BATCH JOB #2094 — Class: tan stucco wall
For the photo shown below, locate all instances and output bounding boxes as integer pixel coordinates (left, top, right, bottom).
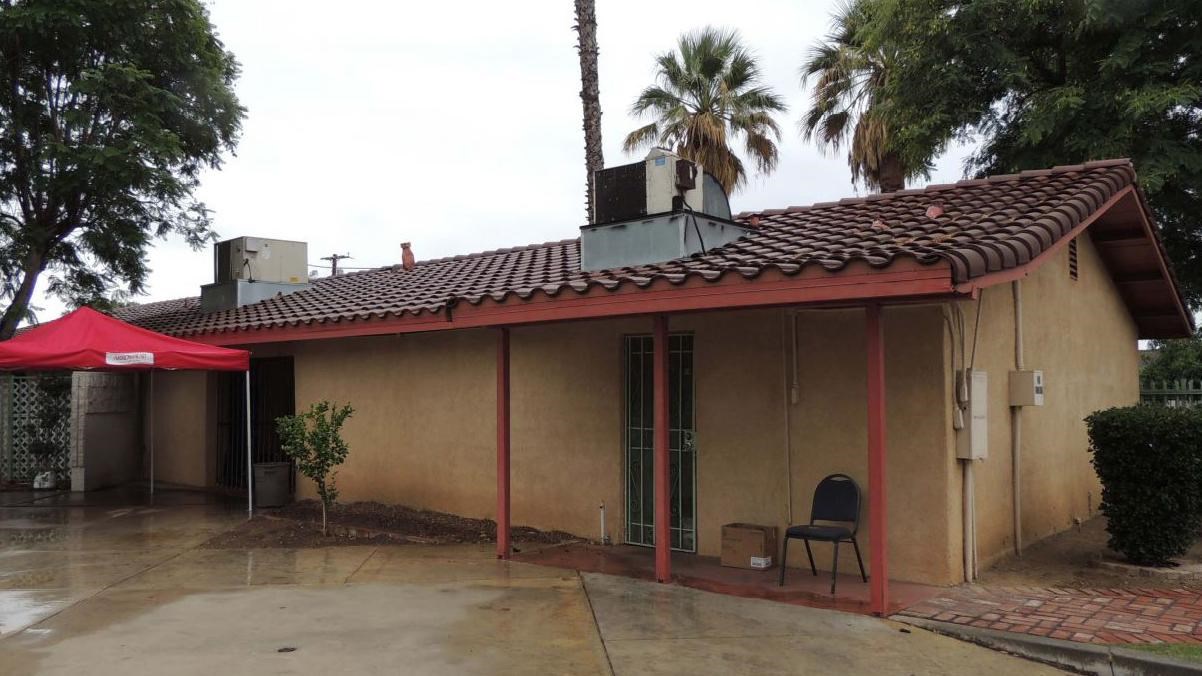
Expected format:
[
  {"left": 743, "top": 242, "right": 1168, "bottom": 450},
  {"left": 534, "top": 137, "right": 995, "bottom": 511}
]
[
  {"left": 962, "top": 234, "right": 1140, "bottom": 568},
  {"left": 787, "top": 306, "right": 957, "bottom": 584},
  {"left": 170, "top": 308, "right": 955, "bottom": 583},
  {"left": 144, "top": 370, "right": 211, "bottom": 488}
]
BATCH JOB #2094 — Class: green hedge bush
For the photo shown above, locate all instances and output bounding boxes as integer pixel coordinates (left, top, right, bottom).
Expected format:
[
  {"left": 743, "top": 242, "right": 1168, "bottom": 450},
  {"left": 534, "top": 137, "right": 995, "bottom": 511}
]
[{"left": 1087, "top": 405, "right": 1202, "bottom": 566}]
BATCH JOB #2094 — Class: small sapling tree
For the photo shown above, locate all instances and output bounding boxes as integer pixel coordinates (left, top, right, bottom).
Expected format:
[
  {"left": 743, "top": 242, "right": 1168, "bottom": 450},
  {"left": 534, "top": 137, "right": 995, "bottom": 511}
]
[{"left": 275, "top": 401, "right": 353, "bottom": 535}]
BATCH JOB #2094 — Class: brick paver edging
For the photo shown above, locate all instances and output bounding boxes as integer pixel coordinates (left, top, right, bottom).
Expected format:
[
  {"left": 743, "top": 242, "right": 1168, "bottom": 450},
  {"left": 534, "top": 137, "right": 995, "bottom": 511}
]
[{"left": 898, "top": 585, "right": 1202, "bottom": 645}]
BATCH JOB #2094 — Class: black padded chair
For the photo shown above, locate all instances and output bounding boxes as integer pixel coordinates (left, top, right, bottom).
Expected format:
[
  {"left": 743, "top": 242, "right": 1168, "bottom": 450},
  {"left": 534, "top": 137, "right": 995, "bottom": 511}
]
[{"left": 778, "top": 473, "right": 867, "bottom": 594}]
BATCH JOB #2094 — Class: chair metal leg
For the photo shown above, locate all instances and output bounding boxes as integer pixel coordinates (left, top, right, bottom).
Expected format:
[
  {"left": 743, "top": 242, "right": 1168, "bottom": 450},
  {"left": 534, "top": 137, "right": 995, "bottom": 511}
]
[
  {"left": 803, "top": 540, "right": 817, "bottom": 576},
  {"left": 779, "top": 537, "right": 789, "bottom": 587},
  {"left": 851, "top": 537, "right": 867, "bottom": 582},
  {"left": 831, "top": 540, "right": 840, "bottom": 595}
]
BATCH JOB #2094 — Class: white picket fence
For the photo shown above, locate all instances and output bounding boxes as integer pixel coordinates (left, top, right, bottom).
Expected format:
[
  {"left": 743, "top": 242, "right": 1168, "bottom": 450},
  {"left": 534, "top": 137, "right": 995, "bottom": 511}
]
[{"left": 1141, "top": 379, "right": 1202, "bottom": 407}]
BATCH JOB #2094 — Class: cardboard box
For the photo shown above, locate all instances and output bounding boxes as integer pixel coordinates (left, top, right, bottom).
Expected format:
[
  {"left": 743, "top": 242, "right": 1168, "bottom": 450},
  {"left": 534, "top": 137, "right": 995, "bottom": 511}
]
[{"left": 721, "top": 523, "right": 778, "bottom": 570}]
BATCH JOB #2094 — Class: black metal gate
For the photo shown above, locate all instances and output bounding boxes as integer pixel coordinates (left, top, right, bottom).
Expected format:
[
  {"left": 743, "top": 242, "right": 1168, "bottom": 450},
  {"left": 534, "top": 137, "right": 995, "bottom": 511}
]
[{"left": 215, "top": 357, "right": 295, "bottom": 490}]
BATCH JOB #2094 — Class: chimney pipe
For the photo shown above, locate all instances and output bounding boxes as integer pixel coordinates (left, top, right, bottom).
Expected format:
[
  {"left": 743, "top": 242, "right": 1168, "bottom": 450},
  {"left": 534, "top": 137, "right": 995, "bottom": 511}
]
[{"left": 401, "top": 242, "right": 415, "bottom": 271}]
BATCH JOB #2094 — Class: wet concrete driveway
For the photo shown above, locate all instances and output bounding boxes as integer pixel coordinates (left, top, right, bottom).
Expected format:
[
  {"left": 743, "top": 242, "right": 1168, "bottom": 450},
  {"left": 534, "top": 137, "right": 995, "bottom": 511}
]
[{"left": 0, "top": 489, "right": 1063, "bottom": 675}]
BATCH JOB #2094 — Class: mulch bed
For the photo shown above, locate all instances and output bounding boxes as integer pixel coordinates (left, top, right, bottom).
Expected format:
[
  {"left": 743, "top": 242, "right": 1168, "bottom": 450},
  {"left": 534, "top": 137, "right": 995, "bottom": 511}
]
[
  {"left": 201, "top": 515, "right": 396, "bottom": 549},
  {"left": 979, "top": 515, "right": 1202, "bottom": 591},
  {"left": 202, "top": 499, "right": 580, "bottom": 549}
]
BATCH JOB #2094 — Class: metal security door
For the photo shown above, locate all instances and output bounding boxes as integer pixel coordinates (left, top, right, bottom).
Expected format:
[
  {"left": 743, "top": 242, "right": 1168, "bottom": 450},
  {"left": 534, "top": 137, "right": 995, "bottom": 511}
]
[
  {"left": 624, "top": 334, "right": 696, "bottom": 552},
  {"left": 216, "top": 357, "right": 295, "bottom": 489}
]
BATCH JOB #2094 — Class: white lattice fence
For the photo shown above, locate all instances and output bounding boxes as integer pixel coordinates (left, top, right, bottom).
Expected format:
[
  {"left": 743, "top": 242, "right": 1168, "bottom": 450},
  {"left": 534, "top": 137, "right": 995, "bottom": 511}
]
[
  {"left": 1141, "top": 379, "right": 1202, "bottom": 407},
  {"left": 1, "top": 375, "right": 72, "bottom": 483}
]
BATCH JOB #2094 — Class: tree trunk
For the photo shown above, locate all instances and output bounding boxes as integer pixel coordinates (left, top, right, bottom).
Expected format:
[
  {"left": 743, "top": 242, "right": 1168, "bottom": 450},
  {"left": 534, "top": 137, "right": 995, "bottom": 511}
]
[
  {"left": 0, "top": 251, "right": 46, "bottom": 341},
  {"left": 321, "top": 499, "right": 327, "bottom": 536},
  {"left": 877, "top": 151, "right": 906, "bottom": 193},
  {"left": 574, "top": 0, "right": 604, "bottom": 223}
]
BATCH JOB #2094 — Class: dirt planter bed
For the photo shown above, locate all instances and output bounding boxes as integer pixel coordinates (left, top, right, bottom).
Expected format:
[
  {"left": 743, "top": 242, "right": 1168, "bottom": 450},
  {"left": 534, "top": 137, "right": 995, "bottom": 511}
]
[{"left": 202, "top": 499, "right": 582, "bottom": 549}]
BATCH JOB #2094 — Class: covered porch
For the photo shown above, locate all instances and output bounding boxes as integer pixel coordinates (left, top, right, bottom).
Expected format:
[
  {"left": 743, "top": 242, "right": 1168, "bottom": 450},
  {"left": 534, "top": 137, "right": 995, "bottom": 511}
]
[
  {"left": 494, "top": 304, "right": 902, "bottom": 616},
  {"left": 514, "top": 540, "right": 939, "bottom": 616}
]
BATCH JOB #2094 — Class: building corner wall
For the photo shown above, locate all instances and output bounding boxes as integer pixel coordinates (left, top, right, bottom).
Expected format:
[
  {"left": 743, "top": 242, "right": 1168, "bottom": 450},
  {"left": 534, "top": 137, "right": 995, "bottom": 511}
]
[{"left": 965, "top": 234, "right": 1140, "bottom": 568}]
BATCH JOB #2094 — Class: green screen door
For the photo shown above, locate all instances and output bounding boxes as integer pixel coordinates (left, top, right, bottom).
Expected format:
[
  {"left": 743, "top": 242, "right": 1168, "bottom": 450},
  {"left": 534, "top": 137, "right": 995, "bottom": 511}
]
[{"left": 624, "top": 333, "right": 696, "bottom": 552}]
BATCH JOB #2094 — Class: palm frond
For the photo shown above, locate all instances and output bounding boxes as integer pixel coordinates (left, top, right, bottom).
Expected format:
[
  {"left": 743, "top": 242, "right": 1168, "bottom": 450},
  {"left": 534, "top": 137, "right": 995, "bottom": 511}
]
[
  {"left": 622, "top": 26, "right": 785, "bottom": 194},
  {"left": 623, "top": 122, "right": 661, "bottom": 153},
  {"left": 799, "top": 0, "right": 919, "bottom": 192}
]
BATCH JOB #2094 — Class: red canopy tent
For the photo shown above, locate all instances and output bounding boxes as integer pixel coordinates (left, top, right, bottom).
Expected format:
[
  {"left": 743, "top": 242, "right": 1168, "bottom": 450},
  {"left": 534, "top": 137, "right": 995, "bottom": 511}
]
[{"left": 0, "top": 307, "right": 254, "bottom": 515}]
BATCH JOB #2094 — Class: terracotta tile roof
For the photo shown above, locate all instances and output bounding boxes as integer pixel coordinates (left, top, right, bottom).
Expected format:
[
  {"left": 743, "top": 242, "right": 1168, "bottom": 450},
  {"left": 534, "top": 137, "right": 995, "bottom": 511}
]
[{"left": 115, "top": 159, "right": 1167, "bottom": 339}]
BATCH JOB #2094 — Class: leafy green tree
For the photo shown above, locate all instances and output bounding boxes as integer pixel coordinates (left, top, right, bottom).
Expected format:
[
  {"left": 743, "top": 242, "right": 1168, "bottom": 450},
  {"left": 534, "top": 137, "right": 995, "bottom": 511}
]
[
  {"left": 276, "top": 401, "right": 354, "bottom": 536},
  {"left": 800, "top": 0, "right": 924, "bottom": 192},
  {"left": 851, "top": 0, "right": 1202, "bottom": 305},
  {"left": 1142, "top": 330, "right": 1202, "bottom": 384},
  {"left": 0, "top": 0, "right": 244, "bottom": 339},
  {"left": 623, "top": 27, "right": 787, "bottom": 194}
]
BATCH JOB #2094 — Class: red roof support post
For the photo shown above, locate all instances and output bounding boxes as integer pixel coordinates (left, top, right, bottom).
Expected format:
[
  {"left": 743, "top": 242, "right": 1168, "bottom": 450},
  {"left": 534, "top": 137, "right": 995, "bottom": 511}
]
[
  {"left": 866, "top": 304, "right": 889, "bottom": 615},
  {"left": 653, "top": 314, "right": 671, "bottom": 583},
  {"left": 496, "top": 326, "right": 511, "bottom": 560}
]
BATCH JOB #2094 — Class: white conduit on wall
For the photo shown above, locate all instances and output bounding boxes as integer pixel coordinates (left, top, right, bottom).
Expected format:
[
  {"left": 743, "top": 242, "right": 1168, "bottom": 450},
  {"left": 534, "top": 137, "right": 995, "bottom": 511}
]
[
  {"left": 945, "top": 301, "right": 977, "bottom": 582},
  {"left": 1012, "top": 280, "right": 1024, "bottom": 556},
  {"left": 781, "top": 310, "right": 797, "bottom": 525}
]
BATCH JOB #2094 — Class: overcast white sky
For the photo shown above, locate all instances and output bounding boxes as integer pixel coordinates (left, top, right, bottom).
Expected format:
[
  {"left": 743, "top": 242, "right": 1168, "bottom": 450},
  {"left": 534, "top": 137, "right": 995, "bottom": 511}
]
[{"left": 35, "top": 0, "right": 974, "bottom": 319}]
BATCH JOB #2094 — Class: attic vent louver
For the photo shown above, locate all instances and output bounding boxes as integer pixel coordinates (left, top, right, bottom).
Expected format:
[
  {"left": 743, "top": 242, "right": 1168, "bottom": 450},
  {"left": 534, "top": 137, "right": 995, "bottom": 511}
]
[{"left": 580, "top": 149, "right": 748, "bottom": 272}]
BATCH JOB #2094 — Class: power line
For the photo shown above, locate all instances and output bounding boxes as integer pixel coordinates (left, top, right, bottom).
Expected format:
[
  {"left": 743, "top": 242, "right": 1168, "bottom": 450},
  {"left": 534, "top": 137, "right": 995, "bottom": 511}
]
[
  {"left": 309, "top": 262, "right": 378, "bottom": 271},
  {"left": 320, "top": 253, "right": 352, "bottom": 276}
]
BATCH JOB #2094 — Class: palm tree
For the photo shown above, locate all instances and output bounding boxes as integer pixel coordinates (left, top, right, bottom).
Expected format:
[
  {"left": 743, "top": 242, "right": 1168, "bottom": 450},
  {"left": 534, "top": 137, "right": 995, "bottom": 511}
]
[
  {"left": 800, "top": 0, "right": 917, "bottom": 192},
  {"left": 623, "top": 27, "right": 786, "bottom": 195},
  {"left": 574, "top": 0, "right": 604, "bottom": 222}
]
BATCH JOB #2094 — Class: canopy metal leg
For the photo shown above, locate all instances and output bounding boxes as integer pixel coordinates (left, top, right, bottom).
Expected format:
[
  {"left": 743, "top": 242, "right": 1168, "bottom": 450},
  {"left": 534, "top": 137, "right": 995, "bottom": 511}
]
[
  {"left": 149, "top": 372, "right": 155, "bottom": 498},
  {"left": 245, "top": 370, "right": 253, "bottom": 519}
]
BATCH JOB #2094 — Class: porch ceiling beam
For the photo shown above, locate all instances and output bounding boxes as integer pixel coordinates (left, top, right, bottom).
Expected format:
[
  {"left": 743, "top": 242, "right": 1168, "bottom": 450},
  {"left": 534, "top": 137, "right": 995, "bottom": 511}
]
[
  {"left": 653, "top": 314, "right": 671, "bottom": 583},
  {"left": 496, "top": 327, "right": 511, "bottom": 560},
  {"left": 866, "top": 304, "right": 889, "bottom": 616}
]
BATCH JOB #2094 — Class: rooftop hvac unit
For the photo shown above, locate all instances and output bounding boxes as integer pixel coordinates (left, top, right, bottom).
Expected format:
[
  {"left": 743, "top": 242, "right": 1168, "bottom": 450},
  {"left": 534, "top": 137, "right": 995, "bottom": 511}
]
[
  {"left": 214, "top": 237, "right": 308, "bottom": 285},
  {"left": 201, "top": 236, "right": 311, "bottom": 314},
  {"left": 582, "top": 149, "right": 745, "bottom": 271},
  {"left": 592, "top": 148, "right": 732, "bottom": 225}
]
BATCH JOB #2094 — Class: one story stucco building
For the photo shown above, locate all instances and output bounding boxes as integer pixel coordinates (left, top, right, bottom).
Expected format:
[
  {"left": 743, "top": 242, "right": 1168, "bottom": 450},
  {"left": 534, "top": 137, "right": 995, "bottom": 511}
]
[{"left": 98, "top": 158, "right": 1191, "bottom": 612}]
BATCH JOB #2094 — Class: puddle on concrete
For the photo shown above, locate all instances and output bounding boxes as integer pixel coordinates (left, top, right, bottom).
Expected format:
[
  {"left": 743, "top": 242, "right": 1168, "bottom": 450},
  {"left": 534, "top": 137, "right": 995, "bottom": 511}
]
[{"left": 0, "top": 589, "right": 78, "bottom": 636}]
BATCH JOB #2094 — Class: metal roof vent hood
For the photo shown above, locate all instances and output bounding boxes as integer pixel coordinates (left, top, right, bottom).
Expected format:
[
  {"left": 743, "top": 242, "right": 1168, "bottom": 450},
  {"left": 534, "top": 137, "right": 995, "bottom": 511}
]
[
  {"left": 580, "top": 149, "right": 749, "bottom": 271},
  {"left": 199, "top": 236, "right": 311, "bottom": 313}
]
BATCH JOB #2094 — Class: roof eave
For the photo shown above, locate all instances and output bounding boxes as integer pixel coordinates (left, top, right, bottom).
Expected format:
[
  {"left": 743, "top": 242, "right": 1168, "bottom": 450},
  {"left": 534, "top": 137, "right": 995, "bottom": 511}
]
[
  {"left": 182, "top": 260, "right": 962, "bottom": 347},
  {"left": 954, "top": 185, "right": 1194, "bottom": 339}
]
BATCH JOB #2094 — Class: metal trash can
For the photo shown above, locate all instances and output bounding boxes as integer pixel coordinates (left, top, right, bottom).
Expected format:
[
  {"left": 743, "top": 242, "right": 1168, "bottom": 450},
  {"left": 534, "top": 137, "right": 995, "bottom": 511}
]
[{"left": 253, "top": 462, "right": 292, "bottom": 507}]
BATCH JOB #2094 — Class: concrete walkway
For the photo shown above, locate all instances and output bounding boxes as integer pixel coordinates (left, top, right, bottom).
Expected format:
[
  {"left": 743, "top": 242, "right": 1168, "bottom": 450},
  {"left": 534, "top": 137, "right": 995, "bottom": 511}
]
[
  {"left": 899, "top": 584, "right": 1202, "bottom": 645},
  {"left": 0, "top": 490, "right": 1063, "bottom": 675}
]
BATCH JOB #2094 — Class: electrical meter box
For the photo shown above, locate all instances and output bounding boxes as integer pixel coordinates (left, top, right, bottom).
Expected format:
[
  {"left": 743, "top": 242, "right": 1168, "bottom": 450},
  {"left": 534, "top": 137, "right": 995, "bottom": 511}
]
[
  {"left": 958, "top": 369, "right": 989, "bottom": 460},
  {"left": 1009, "top": 370, "right": 1045, "bottom": 407}
]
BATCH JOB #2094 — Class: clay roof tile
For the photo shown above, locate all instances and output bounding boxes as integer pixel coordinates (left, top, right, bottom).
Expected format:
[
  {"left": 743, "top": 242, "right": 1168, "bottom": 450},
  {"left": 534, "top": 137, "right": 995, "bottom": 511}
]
[{"left": 115, "top": 160, "right": 1171, "bottom": 338}]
